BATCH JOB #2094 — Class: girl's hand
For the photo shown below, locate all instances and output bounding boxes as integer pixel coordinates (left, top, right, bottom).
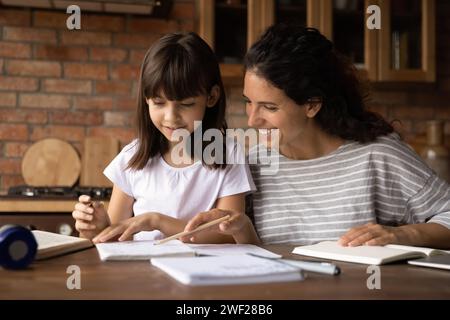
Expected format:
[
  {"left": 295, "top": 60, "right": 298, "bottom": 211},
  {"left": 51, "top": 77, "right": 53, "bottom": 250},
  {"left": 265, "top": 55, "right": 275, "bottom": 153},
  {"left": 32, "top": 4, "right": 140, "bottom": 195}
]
[
  {"left": 92, "top": 213, "right": 160, "bottom": 243},
  {"left": 338, "top": 222, "right": 403, "bottom": 246},
  {"left": 72, "top": 195, "right": 110, "bottom": 240},
  {"left": 181, "top": 209, "right": 249, "bottom": 243}
]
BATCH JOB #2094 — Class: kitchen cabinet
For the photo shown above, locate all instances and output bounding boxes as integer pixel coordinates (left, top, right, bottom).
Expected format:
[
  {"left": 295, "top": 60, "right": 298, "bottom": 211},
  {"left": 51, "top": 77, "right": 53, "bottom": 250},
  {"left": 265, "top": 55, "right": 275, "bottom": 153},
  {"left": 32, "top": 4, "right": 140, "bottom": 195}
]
[
  {"left": 197, "top": 0, "right": 435, "bottom": 83},
  {"left": 316, "top": 0, "right": 435, "bottom": 82}
]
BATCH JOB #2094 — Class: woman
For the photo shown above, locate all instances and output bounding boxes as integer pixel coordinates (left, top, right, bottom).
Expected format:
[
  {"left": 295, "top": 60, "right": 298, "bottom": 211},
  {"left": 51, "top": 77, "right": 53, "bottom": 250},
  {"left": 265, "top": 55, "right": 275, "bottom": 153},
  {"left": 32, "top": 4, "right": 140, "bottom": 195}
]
[{"left": 182, "top": 24, "right": 450, "bottom": 249}]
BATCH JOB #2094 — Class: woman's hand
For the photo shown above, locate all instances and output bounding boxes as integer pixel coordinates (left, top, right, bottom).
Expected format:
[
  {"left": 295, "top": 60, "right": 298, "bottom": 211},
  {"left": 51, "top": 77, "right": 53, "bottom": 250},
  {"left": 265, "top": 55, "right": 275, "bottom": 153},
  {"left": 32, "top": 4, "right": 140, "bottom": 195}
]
[
  {"left": 92, "top": 213, "right": 160, "bottom": 243},
  {"left": 338, "top": 222, "right": 403, "bottom": 246},
  {"left": 72, "top": 195, "right": 110, "bottom": 240},
  {"left": 181, "top": 209, "right": 256, "bottom": 244}
]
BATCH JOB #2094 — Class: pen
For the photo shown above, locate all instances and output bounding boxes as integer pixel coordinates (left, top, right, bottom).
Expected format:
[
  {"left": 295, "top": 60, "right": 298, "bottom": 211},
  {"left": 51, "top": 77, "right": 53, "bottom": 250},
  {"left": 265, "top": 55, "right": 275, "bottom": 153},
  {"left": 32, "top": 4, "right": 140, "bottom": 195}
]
[
  {"left": 154, "top": 215, "right": 231, "bottom": 245},
  {"left": 248, "top": 253, "right": 340, "bottom": 276}
]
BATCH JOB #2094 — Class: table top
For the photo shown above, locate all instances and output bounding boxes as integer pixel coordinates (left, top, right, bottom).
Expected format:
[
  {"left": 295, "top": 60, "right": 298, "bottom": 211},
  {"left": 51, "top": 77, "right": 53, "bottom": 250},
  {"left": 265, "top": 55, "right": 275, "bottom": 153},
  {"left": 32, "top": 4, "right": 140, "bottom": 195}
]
[{"left": 1, "top": 245, "right": 449, "bottom": 300}]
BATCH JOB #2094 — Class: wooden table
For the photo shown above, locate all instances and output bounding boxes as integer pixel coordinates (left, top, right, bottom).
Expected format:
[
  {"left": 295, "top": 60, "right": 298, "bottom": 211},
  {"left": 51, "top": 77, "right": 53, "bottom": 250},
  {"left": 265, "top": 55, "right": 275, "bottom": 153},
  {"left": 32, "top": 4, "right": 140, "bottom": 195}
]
[{"left": 1, "top": 245, "right": 449, "bottom": 300}]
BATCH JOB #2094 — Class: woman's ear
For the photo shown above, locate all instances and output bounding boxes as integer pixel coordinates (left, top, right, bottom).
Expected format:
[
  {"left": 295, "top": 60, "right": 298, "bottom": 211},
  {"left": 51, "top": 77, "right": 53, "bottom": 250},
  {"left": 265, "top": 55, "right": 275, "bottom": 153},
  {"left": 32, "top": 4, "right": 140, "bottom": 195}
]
[
  {"left": 305, "top": 99, "right": 322, "bottom": 118},
  {"left": 206, "top": 85, "right": 220, "bottom": 108}
]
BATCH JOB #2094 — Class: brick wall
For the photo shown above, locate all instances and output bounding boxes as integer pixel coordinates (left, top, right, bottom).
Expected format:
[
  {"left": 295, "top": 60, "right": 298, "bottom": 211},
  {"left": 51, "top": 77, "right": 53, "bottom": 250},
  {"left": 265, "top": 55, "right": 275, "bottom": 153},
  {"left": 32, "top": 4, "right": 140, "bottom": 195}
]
[{"left": 1, "top": 0, "right": 450, "bottom": 193}]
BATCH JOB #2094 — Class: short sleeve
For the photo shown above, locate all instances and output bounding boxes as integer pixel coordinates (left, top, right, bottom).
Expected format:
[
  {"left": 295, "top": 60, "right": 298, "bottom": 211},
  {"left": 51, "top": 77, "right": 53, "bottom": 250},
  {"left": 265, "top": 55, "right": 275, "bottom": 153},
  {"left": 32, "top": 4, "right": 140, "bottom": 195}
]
[
  {"left": 218, "top": 142, "right": 256, "bottom": 198},
  {"left": 407, "top": 174, "right": 450, "bottom": 230},
  {"left": 103, "top": 142, "right": 136, "bottom": 197}
]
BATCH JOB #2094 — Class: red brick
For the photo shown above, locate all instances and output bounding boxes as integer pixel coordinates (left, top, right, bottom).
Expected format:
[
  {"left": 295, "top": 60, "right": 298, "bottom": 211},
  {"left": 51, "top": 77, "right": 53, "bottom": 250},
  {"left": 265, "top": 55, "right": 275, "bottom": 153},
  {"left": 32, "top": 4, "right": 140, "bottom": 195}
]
[
  {"left": 61, "top": 31, "right": 111, "bottom": 46},
  {"left": 0, "top": 108, "right": 47, "bottom": 124},
  {"left": 64, "top": 63, "right": 108, "bottom": 80},
  {"left": 104, "top": 111, "right": 133, "bottom": 126},
  {"left": 390, "top": 105, "right": 435, "bottom": 120},
  {"left": 0, "top": 158, "right": 21, "bottom": 174},
  {"left": 6, "top": 60, "right": 61, "bottom": 77},
  {"left": 1, "top": 175, "right": 25, "bottom": 191},
  {"left": 0, "top": 124, "right": 28, "bottom": 140},
  {"left": 20, "top": 94, "right": 71, "bottom": 109},
  {"left": 4, "top": 26, "right": 56, "bottom": 43},
  {"left": 0, "top": 42, "right": 31, "bottom": 58},
  {"left": 129, "top": 49, "right": 146, "bottom": 64},
  {"left": 90, "top": 47, "right": 128, "bottom": 63},
  {"left": 0, "top": 58, "right": 3, "bottom": 71},
  {"left": 169, "top": 2, "right": 195, "bottom": 20},
  {"left": 30, "top": 125, "right": 85, "bottom": 142},
  {"left": 95, "top": 81, "right": 132, "bottom": 95},
  {"left": 49, "top": 111, "right": 103, "bottom": 126},
  {"left": 0, "top": 92, "right": 17, "bottom": 107},
  {"left": 35, "top": 45, "right": 88, "bottom": 61},
  {"left": 116, "top": 97, "right": 137, "bottom": 110},
  {"left": 33, "top": 11, "right": 66, "bottom": 29},
  {"left": 114, "top": 33, "right": 160, "bottom": 48},
  {"left": 43, "top": 79, "right": 92, "bottom": 94},
  {"left": 4, "top": 142, "right": 31, "bottom": 158},
  {"left": 179, "top": 20, "right": 195, "bottom": 32},
  {"left": 88, "top": 127, "right": 135, "bottom": 144},
  {"left": 0, "top": 76, "right": 38, "bottom": 91},
  {"left": 226, "top": 101, "right": 246, "bottom": 115},
  {"left": 0, "top": 9, "right": 31, "bottom": 26},
  {"left": 370, "top": 91, "right": 408, "bottom": 106},
  {"left": 73, "top": 96, "right": 114, "bottom": 110},
  {"left": 127, "top": 18, "right": 178, "bottom": 33},
  {"left": 110, "top": 64, "right": 140, "bottom": 80},
  {"left": 82, "top": 14, "right": 125, "bottom": 32}
]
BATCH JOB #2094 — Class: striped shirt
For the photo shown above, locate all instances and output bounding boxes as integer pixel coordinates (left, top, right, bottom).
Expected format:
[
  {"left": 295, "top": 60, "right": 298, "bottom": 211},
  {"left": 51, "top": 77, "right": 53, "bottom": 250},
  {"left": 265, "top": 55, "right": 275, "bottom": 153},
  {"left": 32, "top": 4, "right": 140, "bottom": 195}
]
[{"left": 248, "top": 133, "right": 450, "bottom": 245}]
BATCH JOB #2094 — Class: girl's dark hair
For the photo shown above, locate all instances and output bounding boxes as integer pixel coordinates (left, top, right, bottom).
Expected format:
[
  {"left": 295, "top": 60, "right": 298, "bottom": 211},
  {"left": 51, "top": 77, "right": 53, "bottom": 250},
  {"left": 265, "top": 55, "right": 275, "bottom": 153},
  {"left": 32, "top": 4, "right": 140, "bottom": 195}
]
[
  {"left": 244, "top": 23, "right": 393, "bottom": 143},
  {"left": 128, "top": 32, "right": 227, "bottom": 170}
]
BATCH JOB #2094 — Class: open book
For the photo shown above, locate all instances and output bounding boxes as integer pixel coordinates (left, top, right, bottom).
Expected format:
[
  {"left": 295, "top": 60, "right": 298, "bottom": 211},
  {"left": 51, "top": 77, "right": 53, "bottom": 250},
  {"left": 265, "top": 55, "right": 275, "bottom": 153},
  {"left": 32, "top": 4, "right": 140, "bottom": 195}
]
[
  {"left": 32, "top": 230, "right": 93, "bottom": 260},
  {"left": 95, "top": 240, "right": 196, "bottom": 261},
  {"left": 151, "top": 255, "right": 304, "bottom": 286},
  {"left": 292, "top": 241, "right": 450, "bottom": 265}
]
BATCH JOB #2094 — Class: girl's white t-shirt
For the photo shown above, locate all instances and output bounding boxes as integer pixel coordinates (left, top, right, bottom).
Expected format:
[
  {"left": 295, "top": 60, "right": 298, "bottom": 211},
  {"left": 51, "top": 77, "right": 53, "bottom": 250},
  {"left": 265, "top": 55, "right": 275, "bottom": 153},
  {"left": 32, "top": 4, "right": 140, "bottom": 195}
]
[{"left": 103, "top": 139, "right": 256, "bottom": 240}]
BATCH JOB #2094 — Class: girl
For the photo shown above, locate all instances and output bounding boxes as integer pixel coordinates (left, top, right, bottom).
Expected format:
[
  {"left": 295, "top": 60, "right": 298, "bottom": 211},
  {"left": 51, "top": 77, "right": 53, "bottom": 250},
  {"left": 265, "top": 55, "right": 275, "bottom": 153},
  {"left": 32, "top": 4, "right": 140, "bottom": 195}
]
[
  {"left": 72, "top": 32, "right": 255, "bottom": 243},
  {"left": 182, "top": 24, "right": 450, "bottom": 249}
]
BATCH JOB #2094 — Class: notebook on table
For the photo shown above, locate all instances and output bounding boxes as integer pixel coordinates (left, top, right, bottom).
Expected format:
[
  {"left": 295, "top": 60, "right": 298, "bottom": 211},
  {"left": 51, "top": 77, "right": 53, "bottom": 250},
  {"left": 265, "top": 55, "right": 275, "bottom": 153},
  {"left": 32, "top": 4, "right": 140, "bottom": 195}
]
[
  {"left": 95, "top": 240, "right": 196, "bottom": 261},
  {"left": 150, "top": 255, "right": 304, "bottom": 286},
  {"left": 407, "top": 255, "right": 450, "bottom": 270},
  {"left": 292, "top": 241, "right": 450, "bottom": 266},
  {"left": 32, "top": 230, "right": 93, "bottom": 260}
]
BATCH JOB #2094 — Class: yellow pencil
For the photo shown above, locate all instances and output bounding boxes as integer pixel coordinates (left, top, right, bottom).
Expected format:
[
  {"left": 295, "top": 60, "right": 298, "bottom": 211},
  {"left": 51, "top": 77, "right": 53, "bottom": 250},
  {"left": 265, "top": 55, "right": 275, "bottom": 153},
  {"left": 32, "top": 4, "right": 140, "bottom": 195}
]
[{"left": 154, "top": 215, "right": 231, "bottom": 245}]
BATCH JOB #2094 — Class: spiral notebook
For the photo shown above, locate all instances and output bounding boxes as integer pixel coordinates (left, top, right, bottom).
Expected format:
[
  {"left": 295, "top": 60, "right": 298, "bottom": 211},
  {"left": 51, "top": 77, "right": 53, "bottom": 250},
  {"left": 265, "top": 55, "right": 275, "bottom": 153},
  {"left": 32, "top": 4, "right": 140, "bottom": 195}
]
[{"left": 151, "top": 255, "right": 304, "bottom": 286}]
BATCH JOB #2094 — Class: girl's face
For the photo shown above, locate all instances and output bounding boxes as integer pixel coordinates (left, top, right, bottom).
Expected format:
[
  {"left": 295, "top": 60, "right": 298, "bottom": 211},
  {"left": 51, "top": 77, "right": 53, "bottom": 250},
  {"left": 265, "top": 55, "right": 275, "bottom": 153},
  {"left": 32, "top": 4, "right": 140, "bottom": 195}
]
[
  {"left": 147, "top": 87, "right": 219, "bottom": 144},
  {"left": 243, "top": 71, "right": 320, "bottom": 150}
]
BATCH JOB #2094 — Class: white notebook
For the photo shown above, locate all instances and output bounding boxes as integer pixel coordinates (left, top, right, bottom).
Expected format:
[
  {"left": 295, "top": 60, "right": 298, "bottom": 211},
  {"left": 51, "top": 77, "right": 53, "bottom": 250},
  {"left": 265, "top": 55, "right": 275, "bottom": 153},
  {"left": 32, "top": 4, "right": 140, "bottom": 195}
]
[
  {"left": 95, "top": 240, "right": 195, "bottom": 261},
  {"left": 292, "top": 241, "right": 450, "bottom": 265},
  {"left": 151, "top": 255, "right": 304, "bottom": 286}
]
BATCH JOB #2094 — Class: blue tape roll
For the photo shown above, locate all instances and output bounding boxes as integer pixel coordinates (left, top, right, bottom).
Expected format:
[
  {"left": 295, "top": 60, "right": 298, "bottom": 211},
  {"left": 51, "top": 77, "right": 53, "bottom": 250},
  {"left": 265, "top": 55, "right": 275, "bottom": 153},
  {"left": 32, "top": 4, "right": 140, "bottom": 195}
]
[{"left": 0, "top": 225, "right": 37, "bottom": 270}]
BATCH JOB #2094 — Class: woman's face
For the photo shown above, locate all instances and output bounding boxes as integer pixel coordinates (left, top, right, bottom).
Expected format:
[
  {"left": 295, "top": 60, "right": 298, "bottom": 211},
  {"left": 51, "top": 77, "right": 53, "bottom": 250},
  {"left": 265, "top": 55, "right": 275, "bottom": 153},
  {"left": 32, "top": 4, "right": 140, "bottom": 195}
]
[{"left": 243, "top": 71, "right": 314, "bottom": 150}]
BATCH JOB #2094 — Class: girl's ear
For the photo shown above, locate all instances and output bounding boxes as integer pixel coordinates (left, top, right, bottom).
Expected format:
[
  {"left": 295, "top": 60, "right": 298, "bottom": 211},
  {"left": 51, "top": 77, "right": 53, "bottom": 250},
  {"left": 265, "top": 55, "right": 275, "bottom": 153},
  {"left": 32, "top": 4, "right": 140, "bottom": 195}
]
[
  {"left": 206, "top": 85, "right": 220, "bottom": 108},
  {"left": 305, "top": 99, "right": 322, "bottom": 118}
]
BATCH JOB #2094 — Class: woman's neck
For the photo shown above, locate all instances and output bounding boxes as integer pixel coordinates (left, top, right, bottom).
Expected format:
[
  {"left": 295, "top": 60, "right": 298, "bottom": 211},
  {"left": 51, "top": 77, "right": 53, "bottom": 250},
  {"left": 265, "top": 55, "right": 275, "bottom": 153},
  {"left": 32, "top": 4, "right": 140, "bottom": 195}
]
[{"left": 280, "top": 128, "right": 345, "bottom": 161}]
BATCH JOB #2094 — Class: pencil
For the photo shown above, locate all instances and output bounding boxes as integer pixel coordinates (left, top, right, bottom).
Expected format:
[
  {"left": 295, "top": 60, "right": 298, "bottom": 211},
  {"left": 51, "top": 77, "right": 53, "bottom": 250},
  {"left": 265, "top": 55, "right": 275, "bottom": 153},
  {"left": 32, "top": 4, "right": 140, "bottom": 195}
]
[{"left": 154, "top": 215, "right": 231, "bottom": 245}]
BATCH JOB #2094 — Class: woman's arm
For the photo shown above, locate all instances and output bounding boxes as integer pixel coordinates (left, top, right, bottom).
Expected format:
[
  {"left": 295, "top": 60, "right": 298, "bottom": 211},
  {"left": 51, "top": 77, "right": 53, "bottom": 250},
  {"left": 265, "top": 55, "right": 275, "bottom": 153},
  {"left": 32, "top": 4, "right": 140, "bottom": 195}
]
[{"left": 338, "top": 222, "right": 450, "bottom": 249}]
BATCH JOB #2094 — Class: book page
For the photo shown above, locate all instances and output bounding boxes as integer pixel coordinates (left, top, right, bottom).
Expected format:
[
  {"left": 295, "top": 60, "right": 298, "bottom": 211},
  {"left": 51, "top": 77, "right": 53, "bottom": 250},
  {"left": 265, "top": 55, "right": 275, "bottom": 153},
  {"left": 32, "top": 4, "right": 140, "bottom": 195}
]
[
  {"left": 187, "top": 243, "right": 281, "bottom": 258},
  {"left": 385, "top": 244, "right": 449, "bottom": 256},
  {"left": 32, "top": 230, "right": 90, "bottom": 250},
  {"left": 95, "top": 239, "right": 195, "bottom": 260},
  {"left": 292, "top": 241, "right": 427, "bottom": 265}
]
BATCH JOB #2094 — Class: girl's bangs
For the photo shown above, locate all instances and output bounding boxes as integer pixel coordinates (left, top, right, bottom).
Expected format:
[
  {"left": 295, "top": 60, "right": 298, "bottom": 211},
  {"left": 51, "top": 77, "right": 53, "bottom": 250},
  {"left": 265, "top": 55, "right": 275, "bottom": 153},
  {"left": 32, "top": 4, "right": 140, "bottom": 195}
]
[{"left": 144, "top": 48, "right": 208, "bottom": 101}]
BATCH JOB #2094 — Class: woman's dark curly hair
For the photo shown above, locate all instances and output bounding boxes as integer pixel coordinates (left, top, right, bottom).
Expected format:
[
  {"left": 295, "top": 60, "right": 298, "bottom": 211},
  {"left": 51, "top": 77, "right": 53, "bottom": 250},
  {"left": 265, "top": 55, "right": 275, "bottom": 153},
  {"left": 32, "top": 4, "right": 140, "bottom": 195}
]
[{"left": 244, "top": 23, "right": 393, "bottom": 143}]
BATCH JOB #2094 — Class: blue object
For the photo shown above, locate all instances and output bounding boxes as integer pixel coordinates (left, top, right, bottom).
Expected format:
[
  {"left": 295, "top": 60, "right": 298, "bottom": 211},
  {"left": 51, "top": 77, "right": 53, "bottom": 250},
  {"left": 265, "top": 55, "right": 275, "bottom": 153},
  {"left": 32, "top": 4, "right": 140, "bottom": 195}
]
[{"left": 0, "top": 225, "right": 37, "bottom": 270}]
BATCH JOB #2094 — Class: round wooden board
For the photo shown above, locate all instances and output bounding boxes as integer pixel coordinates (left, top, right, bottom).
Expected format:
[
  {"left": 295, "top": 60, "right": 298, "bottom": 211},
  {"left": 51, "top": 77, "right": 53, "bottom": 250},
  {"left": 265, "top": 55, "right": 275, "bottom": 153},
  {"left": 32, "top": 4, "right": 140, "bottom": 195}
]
[{"left": 21, "top": 138, "right": 81, "bottom": 187}]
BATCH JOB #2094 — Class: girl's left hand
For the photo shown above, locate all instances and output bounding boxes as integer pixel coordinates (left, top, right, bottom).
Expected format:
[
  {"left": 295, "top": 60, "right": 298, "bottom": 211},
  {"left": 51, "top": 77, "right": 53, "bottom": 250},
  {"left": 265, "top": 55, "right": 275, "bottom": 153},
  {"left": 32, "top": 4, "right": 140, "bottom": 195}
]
[
  {"left": 92, "top": 213, "right": 160, "bottom": 243},
  {"left": 338, "top": 222, "right": 403, "bottom": 247}
]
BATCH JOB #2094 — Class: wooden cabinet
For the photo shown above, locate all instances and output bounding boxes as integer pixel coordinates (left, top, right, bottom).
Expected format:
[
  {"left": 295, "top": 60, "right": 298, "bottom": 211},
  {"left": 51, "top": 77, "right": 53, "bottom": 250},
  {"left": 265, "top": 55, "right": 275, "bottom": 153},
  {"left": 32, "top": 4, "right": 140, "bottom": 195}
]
[{"left": 197, "top": 0, "right": 435, "bottom": 83}]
